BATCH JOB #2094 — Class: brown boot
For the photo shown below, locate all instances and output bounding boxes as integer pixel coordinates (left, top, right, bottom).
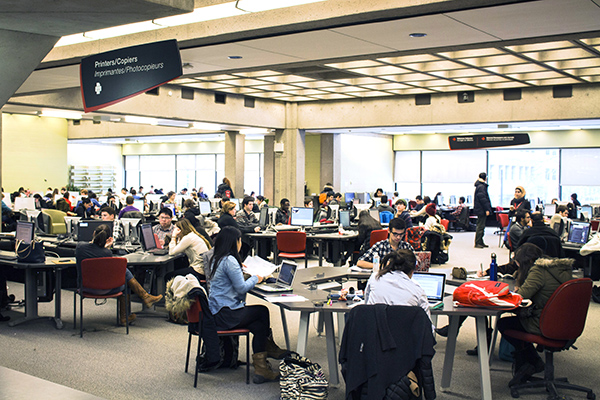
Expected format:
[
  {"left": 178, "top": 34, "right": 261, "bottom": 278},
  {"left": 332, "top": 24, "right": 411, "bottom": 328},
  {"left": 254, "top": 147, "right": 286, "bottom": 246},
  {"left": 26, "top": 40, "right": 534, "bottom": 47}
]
[
  {"left": 266, "top": 330, "right": 289, "bottom": 359},
  {"left": 118, "top": 295, "right": 136, "bottom": 326},
  {"left": 127, "top": 277, "right": 163, "bottom": 308},
  {"left": 252, "top": 352, "right": 279, "bottom": 384}
]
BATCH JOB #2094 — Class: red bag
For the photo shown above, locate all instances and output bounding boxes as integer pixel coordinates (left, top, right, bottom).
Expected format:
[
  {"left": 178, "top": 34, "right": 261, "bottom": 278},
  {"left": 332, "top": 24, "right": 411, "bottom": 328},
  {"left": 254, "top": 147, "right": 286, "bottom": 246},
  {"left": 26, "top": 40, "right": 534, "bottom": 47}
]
[{"left": 453, "top": 280, "right": 522, "bottom": 308}]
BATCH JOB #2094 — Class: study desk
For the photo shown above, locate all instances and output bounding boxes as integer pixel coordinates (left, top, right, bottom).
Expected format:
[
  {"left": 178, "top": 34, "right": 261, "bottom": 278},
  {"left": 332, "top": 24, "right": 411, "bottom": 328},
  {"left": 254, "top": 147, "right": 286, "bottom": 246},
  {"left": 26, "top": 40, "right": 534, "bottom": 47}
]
[
  {"left": 124, "top": 251, "right": 184, "bottom": 298},
  {"left": 0, "top": 257, "right": 75, "bottom": 329},
  {"left": 254, "top": 267, "right": 510, "bottom": 399}
]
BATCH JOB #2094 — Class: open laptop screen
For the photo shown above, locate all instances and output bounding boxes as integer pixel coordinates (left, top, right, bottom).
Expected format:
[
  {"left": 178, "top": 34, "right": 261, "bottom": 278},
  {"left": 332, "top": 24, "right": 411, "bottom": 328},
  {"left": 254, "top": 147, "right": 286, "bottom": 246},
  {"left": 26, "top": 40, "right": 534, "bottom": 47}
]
[
  {"left": 567, "top": 221, "right": 591, "bottom": 244},
  {"left": 16, "top": 221, "right": 35, "bottom": 244},
  {"left": 412, "top": 272, "right": 446, "bottom": 301},
  {"left": 199, "top": 201, "right": 211, "bottom": 215},
  {"left": 277, "top": 261, "right": 297, "bottom": 287},
  {"left": 339, "top": 210, "right": 351, "bottom": 228},
  {"left": 140, "top": 223, "right": 157, "bottom": 251}
]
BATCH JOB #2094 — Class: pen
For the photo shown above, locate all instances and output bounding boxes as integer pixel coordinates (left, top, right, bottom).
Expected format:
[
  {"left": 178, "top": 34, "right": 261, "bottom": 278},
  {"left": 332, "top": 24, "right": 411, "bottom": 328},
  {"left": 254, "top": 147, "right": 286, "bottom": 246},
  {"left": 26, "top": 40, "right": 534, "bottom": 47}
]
[
  {"left": 480, "top": 263, "right": 484, "bottom": 274},
  {"left": 280, "top": 294, "right": 296, "bottom": 297}
]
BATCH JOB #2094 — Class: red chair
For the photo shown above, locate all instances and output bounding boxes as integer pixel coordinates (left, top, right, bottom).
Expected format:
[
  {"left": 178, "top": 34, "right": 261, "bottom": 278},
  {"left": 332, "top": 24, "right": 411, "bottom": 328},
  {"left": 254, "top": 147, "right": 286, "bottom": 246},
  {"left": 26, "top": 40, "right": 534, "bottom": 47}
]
[
  {"left": 276, "top": 231, "right": 307, "bottom": 268},
  {"left": 504, "top": 278, "right": 595, "bottom": 400},
  {"left": 591, "top": 219, "right": 599, "bottom": 232},
  {"left": 185, "top": 296, "right": 250, "bottom": 387},
  {"left": 497, "top": 213, "right": 509, "bottom": 246},
  {"left": 440, "top": 219, "right": 449, "bottom": 231},
  {"left": 74, "top": 257, "right": 129, "bottom": 338},
  {"left": 369, "top": 229, "right": 389, "bottom": 247}
]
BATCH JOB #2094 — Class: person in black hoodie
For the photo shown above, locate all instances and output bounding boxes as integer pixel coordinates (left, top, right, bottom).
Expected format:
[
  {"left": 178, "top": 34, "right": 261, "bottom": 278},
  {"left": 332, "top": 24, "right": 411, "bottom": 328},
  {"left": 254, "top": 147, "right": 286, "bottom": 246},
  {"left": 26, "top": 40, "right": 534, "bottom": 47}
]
[
  {"left": 473, "top": 172, "right": 492, "bottom": 248},
  {"left": 183, "top": 199, "right": 213, "bottom": 246},
  {"left": 217, "top": 177, "right": 235, "bottom": 199}
]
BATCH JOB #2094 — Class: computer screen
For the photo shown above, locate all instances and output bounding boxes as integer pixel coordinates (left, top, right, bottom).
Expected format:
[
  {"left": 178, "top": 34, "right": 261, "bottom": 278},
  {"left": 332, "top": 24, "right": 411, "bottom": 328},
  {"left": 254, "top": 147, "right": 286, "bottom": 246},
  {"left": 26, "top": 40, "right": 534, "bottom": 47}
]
[
  {"left": 229, "top": 198, "right": 240, "bottom": 209},
  {"left": 16, "top": 221, "right": 35, "bottom": 244},
  {"left": 355, "top": 193, "right": 367, "bottom": 204},
  {"left": 373, "top": 198, "right": 381, "bottom": 208},
  {"left": 290, "top": 207, "right": 314, "bottom": 227},
  {"left": 163, "top": 203, "right": 176, "bottom": 215},
  {"left": 140, "top": 223, "right": 157, "bottom": 251},
  {"left": 259, "top": 207, "right": 269, "bottom": 227},
  {"left": 339, "top": 210, "right": 350, "bottom": 228},
  {"left": 198, "top": 201, "right": 211, "bottom": 215},
  {"left": 544, "top": 203, "right": 556, "bottom": 217},
  {"left": 14, "top": 197, "right": 36, "bottom": 210},
  {"left": 133, "top": 199, "right": 144, "bottom": 212},
  {"left": 120, "top": 218, "right": 141, "bottom": 241},
  {"left": 344, "top": 193, "right": 355, "bottom": 203},
  {"left": 369, "top": 209, "right": 380, "bottom": 222},
  {"left": 581, "top": 205, "right": 593, "bottom": 220},
  {"left": 76, "top": 220, "right": 113, "bottom": 242},
  {"left": 567, "top": 221, "right": 591, "bottom": 244}
]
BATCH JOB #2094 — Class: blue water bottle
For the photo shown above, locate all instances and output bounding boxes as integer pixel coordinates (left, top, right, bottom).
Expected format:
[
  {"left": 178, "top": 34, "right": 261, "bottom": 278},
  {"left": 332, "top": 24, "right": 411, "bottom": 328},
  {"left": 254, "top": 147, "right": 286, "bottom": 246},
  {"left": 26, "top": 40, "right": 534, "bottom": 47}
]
[{"left": 490, "top": 253, "right": 498, "bottom": 281}]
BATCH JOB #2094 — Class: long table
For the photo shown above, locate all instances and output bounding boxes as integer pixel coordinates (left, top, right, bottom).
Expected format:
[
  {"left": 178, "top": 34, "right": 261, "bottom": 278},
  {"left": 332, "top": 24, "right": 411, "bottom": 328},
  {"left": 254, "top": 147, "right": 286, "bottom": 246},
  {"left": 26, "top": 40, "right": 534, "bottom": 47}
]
[{"left": 253, "top": 266, "right": 510, "bottom": 399}]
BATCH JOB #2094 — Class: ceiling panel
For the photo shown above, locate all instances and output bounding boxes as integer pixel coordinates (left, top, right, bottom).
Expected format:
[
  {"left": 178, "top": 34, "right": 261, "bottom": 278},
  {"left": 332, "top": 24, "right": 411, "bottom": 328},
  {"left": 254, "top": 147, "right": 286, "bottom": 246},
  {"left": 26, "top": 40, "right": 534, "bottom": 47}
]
[
  {"left": 181, "top": 43, "right": 303, "bottom": 70},
  {"left": 15, "top": 64, "right": 80, "bottom": 94}
]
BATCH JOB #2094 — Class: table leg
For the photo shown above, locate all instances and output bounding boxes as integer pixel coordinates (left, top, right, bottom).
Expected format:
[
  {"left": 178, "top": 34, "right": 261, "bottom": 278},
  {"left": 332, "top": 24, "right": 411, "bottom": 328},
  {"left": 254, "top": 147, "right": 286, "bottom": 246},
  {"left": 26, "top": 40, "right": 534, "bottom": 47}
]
[
  {"left": 441, "top": 315, "right": 461, "bottom": 388},
  {"left": 53, "top": 268, "right": 63, "bottom": 329},
  {"left": 336, "top": 312, "right": 345, "bottom": 345},
  {"left": 279, "top": 308, "right": 290, "bottom": 350},
  {"left": 476, "top": 316, "right": 493, "bottom": 400},
  {"left": 489, "top": 316, "right": 499, "bottom": 366},
  {"left": 8, "top": 269, "right": 39, "bottom": 327},
  {"left": 323, "top": 312, "right": 340, "bottom": 386},
  {"left": 316, "top": 311, "right": 324, "bottom": 336},
  {"left": 318, "top": 240, "right": 324, "bottom": 266},
  {"left": 296, "top": 311, "right": 311, "bottom": 356}
]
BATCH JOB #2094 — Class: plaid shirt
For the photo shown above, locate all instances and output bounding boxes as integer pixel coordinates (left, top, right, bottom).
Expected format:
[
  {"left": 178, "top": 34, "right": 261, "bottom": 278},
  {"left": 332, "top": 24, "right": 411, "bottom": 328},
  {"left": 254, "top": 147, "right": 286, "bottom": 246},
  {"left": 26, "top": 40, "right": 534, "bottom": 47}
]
[{"left": 358, "top": 238, "right": 414, "bottom": 263}]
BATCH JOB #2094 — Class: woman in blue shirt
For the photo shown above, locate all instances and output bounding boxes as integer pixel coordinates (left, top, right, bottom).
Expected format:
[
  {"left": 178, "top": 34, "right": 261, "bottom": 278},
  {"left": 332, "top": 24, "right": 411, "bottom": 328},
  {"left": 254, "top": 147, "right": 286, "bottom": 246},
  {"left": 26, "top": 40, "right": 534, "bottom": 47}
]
[{"left": 208, "top": 226, "right": 287, "bottom": 383}]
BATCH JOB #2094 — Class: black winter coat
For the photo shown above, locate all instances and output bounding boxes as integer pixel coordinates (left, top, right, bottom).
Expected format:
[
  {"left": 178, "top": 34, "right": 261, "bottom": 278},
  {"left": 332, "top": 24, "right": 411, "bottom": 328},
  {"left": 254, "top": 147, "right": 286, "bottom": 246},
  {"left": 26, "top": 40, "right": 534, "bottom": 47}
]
[{"left": 473, "top": 180, "right": 492, "bottom": 217}]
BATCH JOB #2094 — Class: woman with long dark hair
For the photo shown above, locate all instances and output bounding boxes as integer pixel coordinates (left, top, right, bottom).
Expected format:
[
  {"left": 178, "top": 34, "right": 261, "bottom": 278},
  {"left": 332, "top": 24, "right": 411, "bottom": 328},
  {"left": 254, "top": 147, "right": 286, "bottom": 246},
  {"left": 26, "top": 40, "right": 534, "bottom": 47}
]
[
  {"left": 207, "top": 226, "right": 287, "bottom": 383},
  {"left": 164, "top": 219, "right": 211, "bottom": 282},
  {"left": 75, "top": 224, "right": 162, "bottom": 325}
]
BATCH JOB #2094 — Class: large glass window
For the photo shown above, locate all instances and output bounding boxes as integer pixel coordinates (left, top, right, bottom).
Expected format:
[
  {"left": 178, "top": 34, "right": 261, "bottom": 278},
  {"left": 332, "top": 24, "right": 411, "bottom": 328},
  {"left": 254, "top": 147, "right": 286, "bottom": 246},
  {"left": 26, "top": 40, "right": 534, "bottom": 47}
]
[
  {"left": 176, "top": 155, "right": 196, "bottom": 192},
  {"left": 561, "top": 149, "right": 600, "bottom": 203},
  {"left": 139, "top": 155, "right": 176, "bottom": 193},
  {"left": 245, "top": 153, "right": 263, "bottom": 195},
  {"left": 488, "top": 149, "right": 559, "bottom": 207},
  {"left": 394, "top": 151, "right": 421, "bottom": 199},
  {"left": 196, "top": 155, "right": 217, "bottom": 196},
  {"left": 124, "top": 156, "right": 140, "bottom": 190}
]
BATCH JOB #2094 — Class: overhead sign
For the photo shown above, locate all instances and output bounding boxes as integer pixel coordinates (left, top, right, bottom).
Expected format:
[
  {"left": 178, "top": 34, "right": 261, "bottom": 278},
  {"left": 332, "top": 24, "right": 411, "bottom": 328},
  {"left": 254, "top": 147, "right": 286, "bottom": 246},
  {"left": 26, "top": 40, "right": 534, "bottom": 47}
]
[
  {"left": 448, "top": 133, "right": 530, "bottom": 150},
  {"left": 80, "top": 39, "right": 182, "bottom": 112}
]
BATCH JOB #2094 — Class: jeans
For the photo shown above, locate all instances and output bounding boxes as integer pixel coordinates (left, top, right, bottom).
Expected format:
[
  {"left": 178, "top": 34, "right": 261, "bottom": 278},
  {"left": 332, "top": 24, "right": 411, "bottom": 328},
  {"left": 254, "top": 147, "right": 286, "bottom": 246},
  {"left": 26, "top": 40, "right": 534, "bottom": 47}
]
[{"left": 475, "top": 214, "right": 487, "bottom": 245}]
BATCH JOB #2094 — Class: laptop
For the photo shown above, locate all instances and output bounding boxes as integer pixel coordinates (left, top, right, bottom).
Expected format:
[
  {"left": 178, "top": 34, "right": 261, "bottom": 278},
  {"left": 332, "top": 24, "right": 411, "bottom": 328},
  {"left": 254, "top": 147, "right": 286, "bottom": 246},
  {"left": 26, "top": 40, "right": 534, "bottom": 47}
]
[
  {"left": 339, "top": 210, "right": 351, "bottom": 228},
  {"left": 412, "top": 272, "right": 446, "bottom": 309},
  {"left": 140, "top": 223, "right": 169, "bottom": 255},
  {"left": 567, "top": 221, "right": 591, "bottom": 246},
  {"left": 254, "top": 261, "right": 297, "bottom": 293}
]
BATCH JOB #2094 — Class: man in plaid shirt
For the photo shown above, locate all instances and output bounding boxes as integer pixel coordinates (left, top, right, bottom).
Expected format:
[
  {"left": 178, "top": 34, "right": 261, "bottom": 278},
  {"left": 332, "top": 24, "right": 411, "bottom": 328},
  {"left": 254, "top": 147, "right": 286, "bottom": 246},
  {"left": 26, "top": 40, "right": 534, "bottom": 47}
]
[{"left": 357, "top": 218, "right": 413, "bottom": 269}]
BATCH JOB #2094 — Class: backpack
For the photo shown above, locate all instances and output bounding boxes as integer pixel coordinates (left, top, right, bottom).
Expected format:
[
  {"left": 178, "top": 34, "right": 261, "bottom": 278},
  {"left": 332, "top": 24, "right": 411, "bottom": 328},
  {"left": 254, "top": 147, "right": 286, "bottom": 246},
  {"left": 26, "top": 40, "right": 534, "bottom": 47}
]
[
  {"left": 405, "top": 227, "right": 426, "bottom": 251},
  {"left": 280, "top": 353, "right": 328, "bottom": 400},
  {"left": 453, "top": 281, "right": 523, "bottom": 308},
  {"left": 197, "top": 336, "right": 240, "bottom": 372}
]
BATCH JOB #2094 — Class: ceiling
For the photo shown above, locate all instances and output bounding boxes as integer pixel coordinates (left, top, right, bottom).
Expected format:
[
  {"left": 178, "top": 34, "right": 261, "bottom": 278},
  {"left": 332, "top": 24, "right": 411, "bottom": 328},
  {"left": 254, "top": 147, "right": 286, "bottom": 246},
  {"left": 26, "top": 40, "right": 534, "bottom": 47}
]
[{"left": 6, "top": 0, "right": 600, "bottom": 140}]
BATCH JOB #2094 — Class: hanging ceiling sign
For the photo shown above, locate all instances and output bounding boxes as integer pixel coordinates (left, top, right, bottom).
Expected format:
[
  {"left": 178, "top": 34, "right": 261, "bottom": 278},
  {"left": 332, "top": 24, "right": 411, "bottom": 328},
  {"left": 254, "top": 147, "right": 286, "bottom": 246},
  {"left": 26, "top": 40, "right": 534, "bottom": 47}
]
[
  {"left": 448, "top": 133, "right": 530, "bottom": 150},
  {"left": 80, "top": 39, "right": 182, "bottom": 112}
]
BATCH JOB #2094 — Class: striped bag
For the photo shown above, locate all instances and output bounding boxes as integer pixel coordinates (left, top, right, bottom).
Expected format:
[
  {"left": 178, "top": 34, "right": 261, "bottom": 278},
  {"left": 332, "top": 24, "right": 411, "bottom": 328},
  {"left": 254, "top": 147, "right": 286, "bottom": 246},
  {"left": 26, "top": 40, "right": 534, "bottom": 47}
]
[{"left": 280, "top": 353, "right": 328, "bottom": 400}]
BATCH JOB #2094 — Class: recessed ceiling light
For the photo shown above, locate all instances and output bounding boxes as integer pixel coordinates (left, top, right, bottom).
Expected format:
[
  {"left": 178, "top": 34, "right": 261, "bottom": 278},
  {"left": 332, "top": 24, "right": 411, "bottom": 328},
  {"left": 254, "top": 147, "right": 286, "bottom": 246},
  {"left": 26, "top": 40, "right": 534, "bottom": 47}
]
[
  {"left": 228, "top": 55, "right": 243, "bottom": 59},
  {"left": 409, "top": 33, "right": 427, "bottom": 38}
]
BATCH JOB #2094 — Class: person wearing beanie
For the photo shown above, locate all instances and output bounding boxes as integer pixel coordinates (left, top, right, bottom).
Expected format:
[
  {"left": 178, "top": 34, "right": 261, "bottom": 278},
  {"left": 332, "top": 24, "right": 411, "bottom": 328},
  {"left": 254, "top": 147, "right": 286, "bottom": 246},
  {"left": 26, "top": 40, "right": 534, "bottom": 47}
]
[
  {"left": 509, "top": 186, "right": 530, "bottom": 218},
  {"left": 423, "top": 203, "right": 441, "bottom": 230}
]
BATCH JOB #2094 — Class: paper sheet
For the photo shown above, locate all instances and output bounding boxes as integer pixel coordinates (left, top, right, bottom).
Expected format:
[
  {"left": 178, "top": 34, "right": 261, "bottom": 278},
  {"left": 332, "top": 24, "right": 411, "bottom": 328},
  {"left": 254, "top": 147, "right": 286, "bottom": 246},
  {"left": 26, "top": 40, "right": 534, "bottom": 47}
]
[
  {"left": 348, "top": 265, "right": 371, "bottom": 273},
  {"left": 265, "top": 295, "right": 308, "bottom": 303},
  {"left": 242, "top": 256, "right": 278, "bottom": 277}
]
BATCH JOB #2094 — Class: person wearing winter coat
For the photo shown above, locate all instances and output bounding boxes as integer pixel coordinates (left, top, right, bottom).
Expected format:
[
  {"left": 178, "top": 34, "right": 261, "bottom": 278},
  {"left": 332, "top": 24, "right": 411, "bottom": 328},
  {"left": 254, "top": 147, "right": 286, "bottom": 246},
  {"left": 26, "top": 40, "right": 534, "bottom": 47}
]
[{"left": 473, "top": 172, "right": 492, "bottom": 248}]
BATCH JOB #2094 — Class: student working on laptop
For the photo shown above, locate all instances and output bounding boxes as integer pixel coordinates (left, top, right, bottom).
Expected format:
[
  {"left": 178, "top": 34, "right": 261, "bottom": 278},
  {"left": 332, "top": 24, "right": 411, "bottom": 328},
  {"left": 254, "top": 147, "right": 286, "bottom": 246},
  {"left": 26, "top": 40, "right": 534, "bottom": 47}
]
[
  {"left": 207, "top": 226, "right": 288, "bottom": 384},
  {"left": 356, "top": 218, "right": 413, "bottom": 269}
]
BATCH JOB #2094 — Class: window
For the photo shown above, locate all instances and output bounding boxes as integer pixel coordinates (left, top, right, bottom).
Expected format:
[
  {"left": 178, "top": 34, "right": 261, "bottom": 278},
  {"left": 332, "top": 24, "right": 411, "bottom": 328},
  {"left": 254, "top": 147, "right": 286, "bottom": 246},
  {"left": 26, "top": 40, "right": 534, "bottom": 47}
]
[
  {"left": 394, "top": 151, "right": 421, "bottom": 198},
  {"left": 176, "top": 155, "right": 196, "bottom": 192},
  {"left": 561, "top": 149, "right": 600, "bottom": 203},
  {"left": 244, "top": 153, "right": 263, "bottom": 195}
]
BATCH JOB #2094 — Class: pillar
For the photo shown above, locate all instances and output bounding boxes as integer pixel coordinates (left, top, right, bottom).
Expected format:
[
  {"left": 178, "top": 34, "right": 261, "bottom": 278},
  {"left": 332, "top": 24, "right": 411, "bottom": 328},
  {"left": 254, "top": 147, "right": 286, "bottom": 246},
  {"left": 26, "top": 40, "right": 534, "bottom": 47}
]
[
  {"left": 263, "top": 136, "right": 275, "bottom": 202},
  {"left": 224, "top": 130, "right": 245, "bottom": 197},
  {"left": 320, "top": 133, "right": 341, "bottom": 193}
]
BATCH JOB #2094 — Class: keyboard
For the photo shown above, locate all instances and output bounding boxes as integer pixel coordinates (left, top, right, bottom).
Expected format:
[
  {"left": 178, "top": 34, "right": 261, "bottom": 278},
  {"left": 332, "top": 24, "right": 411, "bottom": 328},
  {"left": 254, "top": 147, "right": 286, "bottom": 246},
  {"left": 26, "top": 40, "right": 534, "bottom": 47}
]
[{"left": 0, "top": 250, "right": 17, "bottom": 261}]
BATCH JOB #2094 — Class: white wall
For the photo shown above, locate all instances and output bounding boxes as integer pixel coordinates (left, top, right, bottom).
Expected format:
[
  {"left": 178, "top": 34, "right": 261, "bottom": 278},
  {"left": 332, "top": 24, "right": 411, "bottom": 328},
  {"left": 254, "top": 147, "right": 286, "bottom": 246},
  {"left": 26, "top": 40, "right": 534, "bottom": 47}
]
[
  {"left": 339, "top": 133, "right": 394, "bottom": 193},
  {"left": 67, "top": 143, "right": 124, "bottom": 189}
]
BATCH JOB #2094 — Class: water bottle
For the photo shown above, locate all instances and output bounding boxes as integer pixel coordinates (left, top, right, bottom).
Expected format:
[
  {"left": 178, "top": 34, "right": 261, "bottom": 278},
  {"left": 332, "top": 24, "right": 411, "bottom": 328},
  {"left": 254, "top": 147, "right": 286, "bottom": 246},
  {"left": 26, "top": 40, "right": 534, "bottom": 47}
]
[
  {"left": 490, "top": 253, "right": 498, "bottom": 281},
  {"left": 372, "top": 254, "right": 380, "bottom": 274}
]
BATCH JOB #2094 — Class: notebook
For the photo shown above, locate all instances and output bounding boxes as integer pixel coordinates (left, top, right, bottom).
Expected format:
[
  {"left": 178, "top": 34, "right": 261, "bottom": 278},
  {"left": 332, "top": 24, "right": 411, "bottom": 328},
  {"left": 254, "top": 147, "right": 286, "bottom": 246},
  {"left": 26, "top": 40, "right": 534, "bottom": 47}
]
[
  {"left": 255, "top": 261, "right": 297, "bottom": 293},
  {"left": 412, "top": 272, "right": 446, "bottom": 309}
]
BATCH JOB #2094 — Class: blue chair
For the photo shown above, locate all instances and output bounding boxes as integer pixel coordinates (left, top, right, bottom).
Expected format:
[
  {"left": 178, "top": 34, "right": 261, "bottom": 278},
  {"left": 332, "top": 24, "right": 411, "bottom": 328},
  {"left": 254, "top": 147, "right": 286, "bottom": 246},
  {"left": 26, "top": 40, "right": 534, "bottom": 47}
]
[{"left": 379, "top": 211, "right": 394, "bottom": 224}]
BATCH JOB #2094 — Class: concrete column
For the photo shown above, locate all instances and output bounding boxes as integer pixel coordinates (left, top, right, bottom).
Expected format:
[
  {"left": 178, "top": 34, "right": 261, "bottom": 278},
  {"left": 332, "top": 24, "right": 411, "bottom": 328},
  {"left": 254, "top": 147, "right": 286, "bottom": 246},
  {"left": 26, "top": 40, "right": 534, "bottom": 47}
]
[
  {"left": 224, "top": 130, "right": 245, "bottom": 197},
  {"left": 273, "top": 103, "right": 305, "bottom": 207},
  {"left": 320, "top": 133, "right": 341, "bottom": 192},
  {"left": 263, "top": 136, "right": 275, "bottom": 202}
]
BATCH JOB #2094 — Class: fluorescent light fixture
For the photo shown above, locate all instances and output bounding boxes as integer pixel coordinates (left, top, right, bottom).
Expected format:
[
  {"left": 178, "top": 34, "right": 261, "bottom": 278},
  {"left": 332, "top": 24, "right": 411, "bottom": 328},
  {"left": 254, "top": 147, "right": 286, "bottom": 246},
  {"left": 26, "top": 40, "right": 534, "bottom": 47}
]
[
  {"left": 240, "top": 128, "right": 270, "bottom": 135},
  {"left": 124, "top": 116, "right": 158, "bottom": 125},
  {"left": 235, "top": 0, "right": 327, "bottom": 13},
  {"left": 192, "top": 122, "right": 222, "bottom": 131},
  {"left": 157, "top": 119, "right": 191, "bottom": 128},
  {"left": 40, "top": 110, "right": 82, "bottom": 119}
]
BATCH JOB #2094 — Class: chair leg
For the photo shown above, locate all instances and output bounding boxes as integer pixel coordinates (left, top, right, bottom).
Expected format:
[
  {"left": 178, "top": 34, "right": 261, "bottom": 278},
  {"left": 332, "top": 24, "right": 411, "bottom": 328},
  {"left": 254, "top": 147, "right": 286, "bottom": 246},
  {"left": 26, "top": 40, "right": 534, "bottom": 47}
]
[
  {"left": 185, "top": 333, "right": 192, "bottom": 373},
  {"left": 246, "top": 333, "right": 250, "bottom": 384},
  {"left": 80, "top": 296, "right": 83, "bottom": 338},
  {"left": 73, "top": 292, "right": 77, "bottom": 330},
  {"left": 194, "top": 336, "right": 201, "bottom": 388},
  {"left": 304, "top": 255, "right": 308, "bottom": 269}
]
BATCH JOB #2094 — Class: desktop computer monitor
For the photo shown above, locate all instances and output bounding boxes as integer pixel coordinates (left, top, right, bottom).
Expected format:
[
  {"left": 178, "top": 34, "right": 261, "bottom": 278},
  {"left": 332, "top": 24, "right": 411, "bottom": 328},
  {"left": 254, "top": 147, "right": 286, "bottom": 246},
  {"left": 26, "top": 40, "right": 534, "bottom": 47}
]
[
  {"left": 229, "top": 198, "right": 240, "bottom": 209},
  {"left": 75, "top": 220, "right": 113, "bottom": 242},
  {"left": 344, "top": 193, "right": 355, "bottom": 204},
  {"left": 14, "top": 197, "right": 36, "bottom": 210},
  {"left": 133, "top": 199, "right": 144, "bottom": 212},
  {"left": 64, "top": 216, "right": 81, "bottom": 236},
  {"left": 163, "top": 203, "right": 176, "bottom": 215},
  {"left": 544, "top": 203, "right": 556, "bottom": 217},
  {"left": 355, "top": 192, "right": 367, "bottom": 204},
  {"left": 369, "top": 209, "right": 380, "bottom": 222},
  {"left": 259, "top": 207, "right": 269, "bottom": 227},
  {"left": 120, "top": 218, "right": 141, "bottom": 242},
  {"left": 339, "top": 210, "right": 351, "bottom": 228},
  {"left": 16, "top": 221, "right": 35, "bottom": 244},
  {"left": 580, "top": 205, "right": 593, "bottom": 220},
  {"left": 290, "top": 207, "right": 314, "bottom": 227},
  {"left": 198, "top": 201, "right": 211, "bottom": 215},
  {"left": 372, "top": 198, "right": 381, "bottom": 208}
]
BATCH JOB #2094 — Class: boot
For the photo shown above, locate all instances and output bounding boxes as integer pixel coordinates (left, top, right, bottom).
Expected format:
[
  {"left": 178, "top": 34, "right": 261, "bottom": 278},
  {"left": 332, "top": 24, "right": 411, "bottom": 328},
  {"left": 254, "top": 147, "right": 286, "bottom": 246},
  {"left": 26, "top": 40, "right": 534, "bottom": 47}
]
[
  {"left": 252, "top": 352, "right": 279, "bottom": 384},
  {"left": 118, "top": 295, "right": 136, "bottom": 326},
  {"left": 127, "top": 277, "right": 162, "bottom": 308},
  {"left": 509, "top": 347, "right": 536, "bottom": 387},
  {"left": 266, "top": 330, "right": 289, "bottom": 359}
]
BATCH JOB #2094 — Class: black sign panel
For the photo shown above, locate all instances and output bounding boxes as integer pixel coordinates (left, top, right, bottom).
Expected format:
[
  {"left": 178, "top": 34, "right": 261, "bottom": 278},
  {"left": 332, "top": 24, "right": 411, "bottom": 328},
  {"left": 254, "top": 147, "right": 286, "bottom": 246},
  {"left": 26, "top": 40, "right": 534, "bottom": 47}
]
[
  {"left": 448, "top": 133, "right": 530, "bottom": 150},
  {"left": 80, "top": 39, "right": 182, "bottom": 112}
]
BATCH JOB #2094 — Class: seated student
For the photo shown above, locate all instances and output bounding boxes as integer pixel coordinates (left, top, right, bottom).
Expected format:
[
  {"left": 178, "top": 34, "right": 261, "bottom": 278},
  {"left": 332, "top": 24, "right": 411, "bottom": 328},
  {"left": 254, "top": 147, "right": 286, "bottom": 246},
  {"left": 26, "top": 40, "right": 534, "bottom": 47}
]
[
  {"left": 498, "top": 243, "right": 571, "bottom": 387},
  {"left": 88, "top": 191, "right": 102, "bottom": 210},
  {"left": 153, "top": 207, "right": 175, "bottom": 247},
  {"left": 275, "top": 198, "right": 291, "bottom": 225},
  {"left": 218, "top": 201, "right": 258, "bottom": 259},
  {"left": 182, "top": 199, "right": 213, "bottom": 246},
  {"left": 509, "top": 186, "right": 530, "bottom": 218},
  {"left": 447, "top": 196, "right": 466, "bottom": 221},
  {"left": 75, "top": 197, "right": 96, "bottom": 220},
  {"left": 118, "top": 196, "right": 139, "bottom": 219},
  {"left": 329, "top": 192, "right": 342, "bottom": 206},
  {"left": 517, "top": 212, "right": 563, "bottom": 257},
  {"left": 393, "top": 199, "right": 413, "bottom": 229},
  {"left": 365, "top": 249, "right": 432, "bottom": 322},
  {"left": 56, "top": 191, "right": 72, "bottom": 212},
  {"left": 357, "top": 218, "right": 413, "bottom": 269},
  {"left": 75, "top": 224, "right": 162, "bottom": 325},
  {"left": 99, "top": 206, "right": 123, "bottom": 242},
  {"left": 164, "top": 219, "right": 212, "bottom": 282},
  {"left": 508, "top": 209, "right": 531, "bottom": 251},
  {"left": 163, "top": 191, "right": 181, "bottom": 214},
  {"left": 1, "top": 193, "right": 16, "bottom": 231},
  {"left": 410, "top": 196, "right": 431, "bottom": 224},
  {"left": 207, "top": 226, "right": 287, "bottom": 384},
  {"left": 423, "top": 203, "right": 441, "bottom": 230},
  {"left": 377, "top": 195, "right": 395, "bottom": 214},
  {"left": 101, "top": 195, "right": 119, "bottom": 211},
  {"left": 549, "top": 204, "right": 569, "bottom": 240}
]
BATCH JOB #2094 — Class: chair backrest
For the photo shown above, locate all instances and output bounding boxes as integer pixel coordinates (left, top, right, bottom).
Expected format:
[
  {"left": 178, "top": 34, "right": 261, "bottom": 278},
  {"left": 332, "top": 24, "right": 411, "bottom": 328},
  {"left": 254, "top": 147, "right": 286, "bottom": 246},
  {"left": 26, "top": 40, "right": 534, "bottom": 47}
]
[
  {"left": 56, "top": 198, "right": 70, "bottom": 212},
  {"left": 498, "top": 213, "right": 509, "bottom": 228},
  {"left": 80, "top": 257, "right": 127, "bottom": 290},
  {"left": 421, "top": 230, "right": 441, "bottom": 262},
  {"left": 379, "top": 211, "right": 393, "bottom": 224},
  {"left": 187, "top": 296, "right": 202, "bottom": 324},
  {"left": 525, "top": 235, "right": 562, "bottom": 258},
  {"left": 42, "top": 209, "right": 68, "bottom": 234},
  {"left": 539, "top": 278, "right": 592, "bottom": 341},
  {"left": 506, "top": 231, "right": 513, "bottom": 251},
  {"left": 458, "top": 206, "right": 469, "bottom": 225},
  {"left": 276, "top": 231, "right": 307, "bottom": 253},
  {"left": 591, "top": 220, "right": 599, "bottom": 232},
  {"left": 408, "top": 200, "right": 417, "bottom": 210},
  {"left": 122, "top": 210, "right": 145, "bottom": 223},
  {"left": 440, "top": 219, "right": 449, "bottom": 230},
  {"left": 369, "top": 229, "right": 388, "bottom": 247}
]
